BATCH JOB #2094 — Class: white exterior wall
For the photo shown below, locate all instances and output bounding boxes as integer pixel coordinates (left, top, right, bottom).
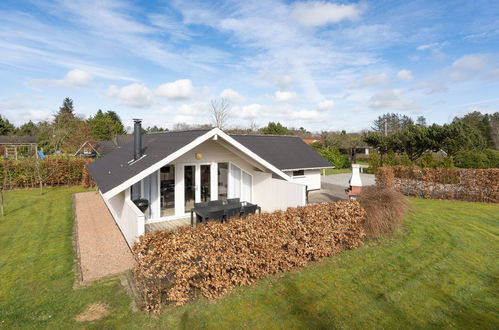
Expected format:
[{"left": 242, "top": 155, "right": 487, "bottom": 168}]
[
  {"left": 252, "top": 174, "right": 306, "bottom": 212},
  {"left": 101, "top": 189, "right": 145, "bottom": 247},
  {"left": 286, "top": 169, "right": 322, "bottom": 191}
]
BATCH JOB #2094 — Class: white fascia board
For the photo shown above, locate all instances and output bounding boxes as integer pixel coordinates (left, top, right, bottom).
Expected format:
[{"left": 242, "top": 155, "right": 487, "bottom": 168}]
[
  {"left": 282, "top": 166, "right": 335, "bottom": 171},
  {"left": 103, "top": 129, "right": 218, "bottom": 199},
  {"left": 103, "top": 128, "right": 293, "bottom": 199},
  {"left": 213, "top": 128, "right": 291, "bottom": 181}
]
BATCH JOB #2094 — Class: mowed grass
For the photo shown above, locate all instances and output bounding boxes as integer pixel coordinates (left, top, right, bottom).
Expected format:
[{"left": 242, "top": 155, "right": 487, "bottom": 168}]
[{"left": 0, "top": 187, "right": 498, "bottom": 329}]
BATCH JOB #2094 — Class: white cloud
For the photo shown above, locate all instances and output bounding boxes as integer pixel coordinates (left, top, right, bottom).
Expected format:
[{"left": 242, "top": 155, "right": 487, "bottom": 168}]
[
  {"left": 291, "top": 1, "right": 362, "bottom": 27},
  {"left": 397, "top": 69, "right": 413, "bottom": 81},
  {"left": 288, "top": 109, "right": 326, "bottom": 121},
  {"left": 239, "top": 103, "right": 263, "bottom": 119},
  {"left": 64, "top": 69, "right": 92, "bottom": 86},
  {"left": 29, "top": 68, "right": 93, "bottom": 87},
  {"left": 277, "top": 75, "right": 293, "bottom": 89},
  {"left": 25, "top": 109, "right": 51, "bottom": 122},
  {"left": 275, "top": 90, "right": 298, "bottom": 102},
  {"left": 416, "top": 81, "right": 448, "bottom": 95},
  {"left": 107, "top": 83, "right": 153, "bottom": 108},
  {"left": 220, "top": 88, "right": 245, "bottom": 102},
  {"left": 349, "top": 73, "right": 389, "bottom": 89},
  {"left": 416, "top": 41, "right": 448, "bottom": 60},
  {"left": 369, "top": 90, "right": 420, "bottom": 111},
  {"left": 156, "top": 79, "right": 196, "bottom": 100},
  {"left": 449, "top": 54, "right": 490, "bottom": 81},
  {"left": 317, "top": 99, "right": 334, "bottom": 111}
]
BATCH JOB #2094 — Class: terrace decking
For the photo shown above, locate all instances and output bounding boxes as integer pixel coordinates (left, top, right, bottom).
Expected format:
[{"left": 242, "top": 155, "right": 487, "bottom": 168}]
[{"left": 145, "top": 217, "right": 191, "bottom": 233}]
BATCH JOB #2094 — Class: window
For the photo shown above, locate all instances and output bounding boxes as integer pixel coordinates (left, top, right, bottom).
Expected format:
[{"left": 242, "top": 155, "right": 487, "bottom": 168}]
[
  {"left": 160, "top": 165, "right": 175, "bottom": 217},
  {"left": 130, "top": 181, "right": 141, "bottom": 201},
  {"left": 229, "top": 163, "right": 252, "bottom": 202},
  {"left": 217, "top": 162, "right": 228, "bottom": 201},
  {"left": 292, "top": 170, "right": 305, "bottom": 177}
]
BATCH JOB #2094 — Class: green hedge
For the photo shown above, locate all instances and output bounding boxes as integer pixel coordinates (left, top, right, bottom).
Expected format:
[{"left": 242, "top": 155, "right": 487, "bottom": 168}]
[{"left": 0, "top": 157, "right": 94, "bottom": 189}]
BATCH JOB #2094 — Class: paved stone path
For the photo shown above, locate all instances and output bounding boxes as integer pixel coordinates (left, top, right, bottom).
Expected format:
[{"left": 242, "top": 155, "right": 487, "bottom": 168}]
[{"left": 74, "top": 191, "right": 135, "bottom": 283}]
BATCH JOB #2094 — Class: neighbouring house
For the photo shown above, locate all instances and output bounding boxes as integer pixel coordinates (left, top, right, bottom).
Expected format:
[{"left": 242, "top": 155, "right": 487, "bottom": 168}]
[
  {"left": 74, "top": 135, "right": 134, "bottom": 158},
  {"left": 88, "top": 120, "right": 332, "bottom": 246},
  {"left": 302, "top": 138, "right": 319, "bottom": 145},
  {"left": 0, "top": 136, "right": 38, "bottom": 159}
]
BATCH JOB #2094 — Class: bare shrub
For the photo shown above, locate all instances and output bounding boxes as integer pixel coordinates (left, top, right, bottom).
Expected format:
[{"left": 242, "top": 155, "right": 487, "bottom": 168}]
[
  {"left": 132, "top": 200, "right": 367, "bottom": 312},
  {"left": 358, "top": 186, "right": 409, "bottom": 239}
]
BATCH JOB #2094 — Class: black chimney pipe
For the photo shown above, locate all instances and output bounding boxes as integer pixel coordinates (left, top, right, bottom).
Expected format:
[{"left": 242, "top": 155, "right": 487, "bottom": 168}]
[{"left": 133, "top": 119, "right": 142, "bottom": 160}]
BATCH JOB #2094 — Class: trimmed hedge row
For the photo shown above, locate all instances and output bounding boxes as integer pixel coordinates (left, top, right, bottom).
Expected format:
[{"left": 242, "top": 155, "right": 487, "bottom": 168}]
[
  {"left": 0, "top": 157, "right": 94, "bottom": 189},
  {"left": 376, "top": 166, "right": 499, "bottom": 203},
  {"left": 133, "top": 200, "right": 367, "bottom": 312}
]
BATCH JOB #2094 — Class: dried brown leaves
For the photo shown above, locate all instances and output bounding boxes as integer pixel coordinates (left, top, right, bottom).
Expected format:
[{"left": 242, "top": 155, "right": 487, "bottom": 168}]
[{"left": 132, "top": 200, "right": 366, "bottom": 312}]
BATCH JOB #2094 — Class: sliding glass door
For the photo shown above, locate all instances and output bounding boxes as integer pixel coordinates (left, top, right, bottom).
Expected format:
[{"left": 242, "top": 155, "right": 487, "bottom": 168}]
[
  {"left": 160, "top": 165, "right": 175, "bottom": 217},
  {"left": 200, "top": 164, "right": 211, "bottom": 202}
]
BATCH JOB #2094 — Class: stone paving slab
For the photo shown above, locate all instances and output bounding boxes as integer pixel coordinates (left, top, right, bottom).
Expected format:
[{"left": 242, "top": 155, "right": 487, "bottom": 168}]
[{"left": 74, "top": 191, "right": 135, "bottom": 283}]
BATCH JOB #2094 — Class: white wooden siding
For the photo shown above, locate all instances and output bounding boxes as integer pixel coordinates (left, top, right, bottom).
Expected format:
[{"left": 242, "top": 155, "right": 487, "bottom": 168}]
[
  {"left": 101, "top": 189, "right": 145, "bottom": 246},
  {"left": 286, "top": 169, "right": 321, "bottom": 190},
  {"left": 252, "top": 172, "right": 306, "bottom": 212}
]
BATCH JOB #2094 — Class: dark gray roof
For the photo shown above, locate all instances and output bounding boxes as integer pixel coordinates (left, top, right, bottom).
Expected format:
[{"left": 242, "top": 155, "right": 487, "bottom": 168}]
[
  {"left": 88, "top": 130, "right": 332, "bottom": 194},
  {"left": 95, "top": 140, "right": 119, "bottom": 155},
  {"left": 88, "top": 130, "right": 209, "bottom": 194},
  {"left": 232, "top": 134, "right": 331, "bottom": 170},
  {"left": 0, "top": 136, "right": 38, "bottom": 144}
]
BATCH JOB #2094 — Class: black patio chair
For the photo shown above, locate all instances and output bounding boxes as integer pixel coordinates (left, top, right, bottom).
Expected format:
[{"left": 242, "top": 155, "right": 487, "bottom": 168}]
[
  {"left": 240, "top": 203, "right": 259, "bottom": 218},
  {"left": 206, "top": 209, "right": 225, "bottom": 222},
  {"left": 194, "top": 201, "right": 209, "bottom": 208},
  {"left": 227, "top": 198, "right": 240, "bottom": 204},
  {"left": 223, "top": 207, "right": 241, "bottom": 222},
  {"left": 208, "top": 200, "right": 223, "bottom": 207}
]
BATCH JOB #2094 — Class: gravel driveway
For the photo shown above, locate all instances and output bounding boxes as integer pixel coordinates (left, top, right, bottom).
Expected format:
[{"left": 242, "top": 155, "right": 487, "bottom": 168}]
[
  {"left": 308, "top": 173, "right": 375, "bottom": 203},
  {"left": 321, "top": 173, "right": 375, "bottom": 187}
]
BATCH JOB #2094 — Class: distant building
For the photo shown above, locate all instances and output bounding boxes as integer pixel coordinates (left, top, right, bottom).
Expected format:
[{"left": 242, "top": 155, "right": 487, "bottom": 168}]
[
  {"left": 75, "top": 135, "right": 134, "bottom": 158},
  {"left": 0, "top": 136, "right": 38, "bottom": 159}
]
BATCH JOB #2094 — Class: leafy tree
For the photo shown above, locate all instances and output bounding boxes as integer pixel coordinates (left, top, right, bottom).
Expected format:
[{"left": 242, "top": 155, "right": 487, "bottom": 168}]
[
  {"left": 439, "top": 156, "right": 455, "bottom": 168},
  {"left": 64, "top": 121, "right": 92, "bottom": 152},
  {"left": 16, "top": 120, "right": 39, "bottom": 136},
  {"left": 51, "top": 98, "right": 84, "bottom": 152},
  {"left": 419, "top": 152, "right": 436, "bottom": 168},
  {"left": 88, "top": 110, "right": 126, "bottom": 140},
  {"left": 368, "top": 150, "right": 381, "bottom": 172},
  {"left": 371, "top": 113, "right": 413, "bottom": 135},
  {"left": 400, "top": 152, "right": 413, "bottom": 166},
  {"left": 453, "top": 111, "right": 492, "bottom": 147},
  {"left": 145, "top": 125, "right": 168, "bottom": 133},
  {"left": 316, "top": 147, "right": 351, "bottom": 169},
  {"left": 260, "top": 122, "right": 290, "bottom": 135},
  {"left": 438, "top": 122, "right": 486, "bottom": 156},
  {"left": 416, "top": 116, "right": 427, "bottom": 127},
  {"left": 454, "top": 150, "right": 490, "bottom": 168},
  {"left": 0, "top": 115, "right": 15, "bottom": 135},
  {"left": 488, "top": 112, "right": 499, "bottom": 149},
  {"left": 390, "top": 124, "right": 431, "bottom": 161},
  {"left": 385, "top": 150, "right": 398, "bottom": 166}
]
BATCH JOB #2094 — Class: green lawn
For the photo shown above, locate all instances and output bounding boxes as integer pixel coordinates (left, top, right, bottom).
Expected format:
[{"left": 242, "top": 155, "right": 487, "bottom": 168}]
[
  {"left": 1, "top": 188, "right": 498, "bottom": 329},
  {"left": 322, "top": 168, "right": 352, "bottom": 175}
]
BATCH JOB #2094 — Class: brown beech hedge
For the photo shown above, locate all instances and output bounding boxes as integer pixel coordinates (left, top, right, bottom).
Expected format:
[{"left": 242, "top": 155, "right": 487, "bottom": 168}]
[
  {"left": 133, "top": 200, "right": 366, "bottom": 312},
  {"left": 376, "top": 166, "right": 499, "bottom": 203}
]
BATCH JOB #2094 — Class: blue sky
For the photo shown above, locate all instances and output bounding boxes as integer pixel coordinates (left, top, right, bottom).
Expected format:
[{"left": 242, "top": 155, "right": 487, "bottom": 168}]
[{"left": 1, "top": 0, "right": 498, "bottom": 132}]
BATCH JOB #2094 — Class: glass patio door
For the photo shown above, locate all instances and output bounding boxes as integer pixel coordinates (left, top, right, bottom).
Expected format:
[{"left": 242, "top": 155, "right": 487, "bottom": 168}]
[
  {"left": 200, "top": 164, "right": 211, "bottom": 202},
  {"left": 184, "top": 165, "right": 196, "bottom": 211}
]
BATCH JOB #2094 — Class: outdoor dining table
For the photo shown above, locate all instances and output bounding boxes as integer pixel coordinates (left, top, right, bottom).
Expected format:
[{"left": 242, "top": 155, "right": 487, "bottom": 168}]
[{"left": 190, "top": 202, "right": 260, "bottom": 227}]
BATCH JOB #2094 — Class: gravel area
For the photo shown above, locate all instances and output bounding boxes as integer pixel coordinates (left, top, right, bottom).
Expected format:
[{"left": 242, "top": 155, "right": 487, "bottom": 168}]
[
  {"left": 74, "top": 191, "right": 135, "bottom": 283},
  {"left": 321, "top": 173, "right": 375, "bottom": 187},
  {"left": 308, "top": 173, "right": 375, "bottom": 203}
]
